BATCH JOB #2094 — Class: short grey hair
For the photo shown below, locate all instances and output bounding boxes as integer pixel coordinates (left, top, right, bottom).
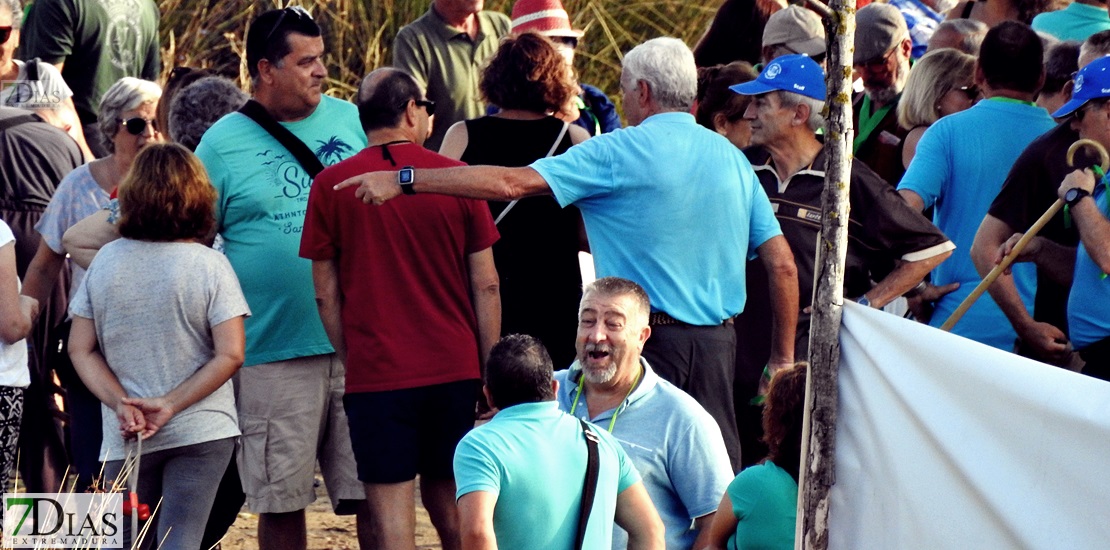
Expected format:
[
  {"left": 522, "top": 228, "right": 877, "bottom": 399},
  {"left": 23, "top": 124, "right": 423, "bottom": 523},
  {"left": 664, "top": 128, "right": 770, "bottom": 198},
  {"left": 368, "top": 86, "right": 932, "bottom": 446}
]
[
  {"left": 97, "top": 77, "right": 162, "bottom": 153},
  {"left": 169, "top": 76, "right": 248, "bottom": 151},
  {"left": 1, "top": 0, "right": 21, "bottom": 29},
  {"left": 776, "top": 91, "right": 825, "bottom": 132},
  {"left": 933, "top": 19, "right": 988, "bottom": 55},
  {"left": 622, "top": 37, "right": 698, "bottom": 112}
]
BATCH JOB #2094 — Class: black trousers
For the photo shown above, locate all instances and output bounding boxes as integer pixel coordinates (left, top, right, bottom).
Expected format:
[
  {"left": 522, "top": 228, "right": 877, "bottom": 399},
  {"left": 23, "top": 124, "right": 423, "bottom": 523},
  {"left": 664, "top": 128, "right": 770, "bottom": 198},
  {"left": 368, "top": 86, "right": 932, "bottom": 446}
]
[{"left": 642, "top": 322, "right": 740, "bottom": 471}]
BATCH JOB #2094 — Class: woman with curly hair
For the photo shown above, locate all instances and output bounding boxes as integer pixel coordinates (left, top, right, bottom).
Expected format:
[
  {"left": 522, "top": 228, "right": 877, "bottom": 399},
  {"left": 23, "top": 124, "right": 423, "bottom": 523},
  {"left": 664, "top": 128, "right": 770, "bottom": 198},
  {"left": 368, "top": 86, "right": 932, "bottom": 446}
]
[
  {"left": 68, "top": 143, "right": 249, "bottom": 550},
  {"left": 704, "top": 363, "right": 808, "bottom": 550},
  {"left": 439, "top": 31, "right": 591, "bottom": 370}
]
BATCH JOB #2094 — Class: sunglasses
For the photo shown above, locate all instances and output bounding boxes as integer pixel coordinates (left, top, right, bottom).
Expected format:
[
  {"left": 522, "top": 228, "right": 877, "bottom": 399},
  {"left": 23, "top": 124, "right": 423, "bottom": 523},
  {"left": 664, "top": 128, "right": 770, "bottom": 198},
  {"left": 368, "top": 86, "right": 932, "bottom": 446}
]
[
  {"left": 117, "top": 117, "right": 159, "bottom": 136},
  {"left": 957, "top": 85, "right": 979, "bottom": 100},
  {"left": 414, "top": 99, "right": 436, "bottom": 116},
  {"left": 0, "top": 26, "right": 11, "bottom": 45},
  {"left": 264, "top": 6, "right": 313, "bottom": 44},
  {"left": 550, "top": 36, "right": 579, "bottom": 49},
  {"left": 859, "top": 47, "right": 898, "bottom": 72}
]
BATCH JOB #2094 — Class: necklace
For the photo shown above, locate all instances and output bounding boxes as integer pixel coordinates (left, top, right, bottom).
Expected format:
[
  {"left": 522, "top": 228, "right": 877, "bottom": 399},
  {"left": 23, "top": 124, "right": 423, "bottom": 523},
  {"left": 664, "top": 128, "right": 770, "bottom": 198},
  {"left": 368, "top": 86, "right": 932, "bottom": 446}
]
[{"left": 569, "top": 365, "right": 643, "bottom": 433}]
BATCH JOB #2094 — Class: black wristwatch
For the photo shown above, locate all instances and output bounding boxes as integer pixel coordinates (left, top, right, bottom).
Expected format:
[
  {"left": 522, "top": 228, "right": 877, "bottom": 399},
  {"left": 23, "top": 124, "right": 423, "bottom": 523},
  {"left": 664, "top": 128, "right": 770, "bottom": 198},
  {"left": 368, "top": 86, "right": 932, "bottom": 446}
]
[
  {"left": 1065, "top": 187, "right": 1090, "bottom": 207},
  {"left": 398, "top": 165, "right": 416, "bottom": 195}
]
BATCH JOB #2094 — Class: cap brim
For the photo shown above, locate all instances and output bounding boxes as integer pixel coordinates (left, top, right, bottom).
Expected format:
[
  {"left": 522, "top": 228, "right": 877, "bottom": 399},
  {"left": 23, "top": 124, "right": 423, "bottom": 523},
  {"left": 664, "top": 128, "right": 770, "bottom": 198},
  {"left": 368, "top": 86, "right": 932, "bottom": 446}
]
[
  {"left": 730, "top": 80, "right": 779, "bottom": 96},
  {"left": 788, "top": 37, "right": 827, "bottom": 57},
  {"left": 539, "top": 28, "right": 585, "bottom": 38},
  {"left": 1052, "top": 97, "right": 1087, "bottom": 118}
]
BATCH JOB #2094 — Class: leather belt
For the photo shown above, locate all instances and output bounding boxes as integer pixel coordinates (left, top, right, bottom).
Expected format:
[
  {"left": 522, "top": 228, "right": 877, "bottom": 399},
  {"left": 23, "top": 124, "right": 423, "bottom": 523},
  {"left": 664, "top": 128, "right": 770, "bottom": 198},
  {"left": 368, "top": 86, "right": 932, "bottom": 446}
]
[{"left": 648, "top": 311, "right": 735, "bottom": 327}]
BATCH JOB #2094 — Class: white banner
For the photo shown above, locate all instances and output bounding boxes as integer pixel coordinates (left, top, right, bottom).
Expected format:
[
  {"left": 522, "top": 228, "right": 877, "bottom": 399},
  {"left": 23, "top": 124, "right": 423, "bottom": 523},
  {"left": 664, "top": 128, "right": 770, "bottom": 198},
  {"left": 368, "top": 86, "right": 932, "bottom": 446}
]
[{"left": 830, "top": 302, "right": 1110, "bottom": 549}]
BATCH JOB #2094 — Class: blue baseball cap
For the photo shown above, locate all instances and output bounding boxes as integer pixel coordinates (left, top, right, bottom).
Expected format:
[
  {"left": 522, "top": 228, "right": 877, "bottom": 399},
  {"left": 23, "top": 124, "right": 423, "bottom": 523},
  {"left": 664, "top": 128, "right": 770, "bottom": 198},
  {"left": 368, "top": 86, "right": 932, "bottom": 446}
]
[
  {"left": 730, "top": 54, "right": 826, "bottom": 101},
  {"left": 1053, "top": 56, "right": 1110, "bottom": 118}
]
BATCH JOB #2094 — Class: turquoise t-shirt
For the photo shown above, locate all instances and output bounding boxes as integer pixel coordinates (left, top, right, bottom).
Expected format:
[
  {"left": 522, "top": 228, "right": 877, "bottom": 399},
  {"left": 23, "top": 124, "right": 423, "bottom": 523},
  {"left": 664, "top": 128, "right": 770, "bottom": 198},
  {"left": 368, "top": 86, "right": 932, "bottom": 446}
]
[
  {"left": 195, "top": 95, "right": 367, "bottom": 366},
  {"left": 454, "top": 401, "right": 641, "bottom": 549},
  {"left": 1068, "top": 184, "right": 1110, "bottom": 349},
  {"left": 531, "top": 112, "right": 782, "bottom": 325},
  {"left": 898, "top": 100, "right": 1055, "bottom": 350},
  {"left": 726, "top": 461, "right": 798, "bottom": 550},
  {"left": 1032, "top": 2, "right": 1110, "bottom": 42}
]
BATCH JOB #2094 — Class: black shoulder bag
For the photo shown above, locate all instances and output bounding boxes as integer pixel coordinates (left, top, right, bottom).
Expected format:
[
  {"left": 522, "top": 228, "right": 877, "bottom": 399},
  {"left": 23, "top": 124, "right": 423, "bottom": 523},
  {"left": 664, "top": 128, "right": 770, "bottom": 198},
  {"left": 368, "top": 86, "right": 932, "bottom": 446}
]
[
  {"left": 237, "top": 99, "right": 325, "bottom": 177},
  {"left": 575, "top": 419, "right": 601, "bottom": 550}
]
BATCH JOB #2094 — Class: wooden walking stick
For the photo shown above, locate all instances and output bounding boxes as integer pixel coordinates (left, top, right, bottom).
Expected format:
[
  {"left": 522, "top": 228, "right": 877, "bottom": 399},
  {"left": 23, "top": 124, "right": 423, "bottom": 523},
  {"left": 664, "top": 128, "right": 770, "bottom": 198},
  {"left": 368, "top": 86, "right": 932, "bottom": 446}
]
[{"left": 940, "top": 139, "right": 1110, "bottom": 332}]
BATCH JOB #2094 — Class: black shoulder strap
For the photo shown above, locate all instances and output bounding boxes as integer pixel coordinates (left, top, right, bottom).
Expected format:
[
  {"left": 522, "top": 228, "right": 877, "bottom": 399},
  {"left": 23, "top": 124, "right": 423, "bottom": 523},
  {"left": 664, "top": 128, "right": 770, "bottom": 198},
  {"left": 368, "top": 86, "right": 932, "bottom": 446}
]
[
  {"left": 237, "top": 99, "right": 326, "bottom": 177},
  {"left": 0, "top": 113, "right": 41, "bottom": 133},
  {"left": 575, "top": 419, "right": 600, "bottom": 550},
  {"left": 28, "top": 58, "right": 41, "bottom": 82}
]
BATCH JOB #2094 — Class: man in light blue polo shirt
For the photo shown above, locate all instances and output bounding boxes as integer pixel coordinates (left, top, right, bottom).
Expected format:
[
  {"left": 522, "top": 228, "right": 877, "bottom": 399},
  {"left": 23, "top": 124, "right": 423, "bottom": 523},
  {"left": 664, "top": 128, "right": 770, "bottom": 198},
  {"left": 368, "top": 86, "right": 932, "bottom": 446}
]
[
  {"left": 555, "top": 277, "right": 734, "bottom": 550},
  {"left": 454, "top": 334, "right": 664, "bottom": 549},
  {"left": 333, "top": 37, "right": 800, "bottom": 470},
  {"left": 898, "top": 22, "right": 1055, "bottom": 351}
]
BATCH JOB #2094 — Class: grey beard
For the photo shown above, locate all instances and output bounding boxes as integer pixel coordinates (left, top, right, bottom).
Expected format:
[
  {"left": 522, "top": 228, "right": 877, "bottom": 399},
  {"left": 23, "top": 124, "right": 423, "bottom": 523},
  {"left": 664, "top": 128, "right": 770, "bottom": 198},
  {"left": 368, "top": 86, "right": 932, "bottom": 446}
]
[
  {"left": 867, "top": 56, "right": 910, "bottom": 105},
  {"left": 581, "top": 362, "right": 617, "bottom": 384}
]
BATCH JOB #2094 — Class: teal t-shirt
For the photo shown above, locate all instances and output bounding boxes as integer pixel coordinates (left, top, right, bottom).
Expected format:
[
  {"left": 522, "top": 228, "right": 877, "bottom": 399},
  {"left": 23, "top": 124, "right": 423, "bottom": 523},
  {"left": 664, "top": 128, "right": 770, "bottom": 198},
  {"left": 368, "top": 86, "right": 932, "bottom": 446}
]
[
  {"left": 727, "top": 461, "right": 798, "bottom": 550},
  {"left": 195, "top": 95, "right": 367, "bottom": 366},
  {"left": 454, "top": 401, "right": 641, "bottom": 549}
]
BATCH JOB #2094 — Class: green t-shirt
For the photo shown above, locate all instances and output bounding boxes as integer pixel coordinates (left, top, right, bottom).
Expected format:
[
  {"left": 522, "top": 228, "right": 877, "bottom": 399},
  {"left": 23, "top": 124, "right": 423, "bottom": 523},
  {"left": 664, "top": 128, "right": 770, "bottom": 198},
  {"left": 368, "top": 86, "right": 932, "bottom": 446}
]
[
  {"left": 19, "top": 0, "right": 160, "bottom": 122},
  {"left": 195, "top": 95, "right": 367, "bottom": 366},
  {"left": 392, "top": 7, "right": 509, "bottom": 151},
  {"left": 727, "top": 461, "right": 798, "bottom": 550}
]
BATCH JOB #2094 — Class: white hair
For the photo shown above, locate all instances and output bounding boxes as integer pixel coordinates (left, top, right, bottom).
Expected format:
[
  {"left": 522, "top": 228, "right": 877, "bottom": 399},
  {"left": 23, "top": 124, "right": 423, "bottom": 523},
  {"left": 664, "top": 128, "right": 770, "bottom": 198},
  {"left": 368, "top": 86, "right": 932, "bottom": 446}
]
[
  {"left": 97, "top": 77, "right": 163, "bottom": 153},
  {"left": 621, "top": 37, "right": 698, "bottom": 111},
  {"left": 777, "top": 91, "right": 826, "bottom": 132}
]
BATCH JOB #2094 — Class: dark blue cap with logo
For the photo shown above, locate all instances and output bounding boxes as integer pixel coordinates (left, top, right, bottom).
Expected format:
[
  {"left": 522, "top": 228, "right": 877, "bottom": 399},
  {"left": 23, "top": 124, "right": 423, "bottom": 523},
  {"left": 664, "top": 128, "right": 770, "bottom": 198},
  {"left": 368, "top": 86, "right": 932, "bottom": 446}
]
[
  {"left": 729, "top": 54, "right": 827, "bottom": 101},
  {"left": 1053, "top": 56, "right": 1110, "bottom": 118}
]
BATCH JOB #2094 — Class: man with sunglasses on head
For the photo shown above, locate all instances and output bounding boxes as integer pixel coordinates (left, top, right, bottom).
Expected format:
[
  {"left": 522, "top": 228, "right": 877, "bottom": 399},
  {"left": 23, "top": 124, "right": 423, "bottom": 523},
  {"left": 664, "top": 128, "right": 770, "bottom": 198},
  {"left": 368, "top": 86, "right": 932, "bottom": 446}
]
[
  {"left": 193, "top": 8, "right": 371, "bottom": 549},
  {"left": 18, "top": 0, "right": 159, "bottom": 158},
  {"left": 853, "top": 3, "right": 916, "bottom": 188},
  {"left": 898, "top": 22, "right": 1056, "bottom": 352},
  {"left": 393, "top": 0, "right": 510, "bottom": 151},
  {"left": 302, "top": 67, "right": 500, "bottom": 550},
  {"left": 970, "top": 31, "right": 1110, "bottom": 366}
]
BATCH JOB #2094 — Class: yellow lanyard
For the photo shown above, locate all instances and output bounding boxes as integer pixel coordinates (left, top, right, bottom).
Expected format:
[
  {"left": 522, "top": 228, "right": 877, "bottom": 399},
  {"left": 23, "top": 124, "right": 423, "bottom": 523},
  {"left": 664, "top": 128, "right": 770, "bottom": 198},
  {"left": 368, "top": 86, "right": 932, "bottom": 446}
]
[{"left": 569, "top": 366, "right": 643, "bottom": 433}]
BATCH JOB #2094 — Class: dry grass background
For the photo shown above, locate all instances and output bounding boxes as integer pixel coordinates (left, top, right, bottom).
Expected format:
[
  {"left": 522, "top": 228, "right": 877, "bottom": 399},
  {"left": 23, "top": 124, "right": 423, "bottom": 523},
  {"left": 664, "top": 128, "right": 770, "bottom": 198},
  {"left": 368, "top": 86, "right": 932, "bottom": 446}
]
[{"left": 157, "top": 0, "right": 723, "bottom": 113}]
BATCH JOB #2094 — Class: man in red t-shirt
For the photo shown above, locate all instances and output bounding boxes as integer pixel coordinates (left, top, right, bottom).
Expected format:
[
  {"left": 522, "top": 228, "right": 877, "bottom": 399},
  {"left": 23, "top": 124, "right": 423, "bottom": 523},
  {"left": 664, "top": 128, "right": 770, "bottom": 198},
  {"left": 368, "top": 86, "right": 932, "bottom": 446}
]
[{"left": 299, "top": 68, "right": 500, "bottom": 550}]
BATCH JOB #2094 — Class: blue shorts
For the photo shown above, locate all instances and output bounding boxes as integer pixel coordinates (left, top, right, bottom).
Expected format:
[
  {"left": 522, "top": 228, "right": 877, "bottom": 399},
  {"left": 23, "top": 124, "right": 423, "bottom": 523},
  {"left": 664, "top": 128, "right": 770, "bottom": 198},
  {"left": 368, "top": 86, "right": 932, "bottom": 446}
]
[{"left": 344, "top": 379, "right": 479, "bottom": 484}]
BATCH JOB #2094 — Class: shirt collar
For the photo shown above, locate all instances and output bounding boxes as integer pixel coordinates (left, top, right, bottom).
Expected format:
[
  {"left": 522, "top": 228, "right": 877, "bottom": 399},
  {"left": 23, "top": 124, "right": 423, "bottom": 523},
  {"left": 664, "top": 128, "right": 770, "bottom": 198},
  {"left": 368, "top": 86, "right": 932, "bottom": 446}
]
[
  {"left": 640, "top": 111, "right": 696, "bottom": 126},
  {"left": 428, "top": 4, "right": 493, "bottom": 42},
  {"left": 491, "top": 400, "right": 560, "bottom": 421}
]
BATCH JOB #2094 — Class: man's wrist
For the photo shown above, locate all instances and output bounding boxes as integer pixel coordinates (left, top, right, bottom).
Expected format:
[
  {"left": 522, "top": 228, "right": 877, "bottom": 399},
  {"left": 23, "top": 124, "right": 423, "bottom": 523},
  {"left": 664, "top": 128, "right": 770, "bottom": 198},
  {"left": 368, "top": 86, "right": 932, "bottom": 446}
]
[{"left": 398, "top": 165, "right": 416, "bottom": 195}]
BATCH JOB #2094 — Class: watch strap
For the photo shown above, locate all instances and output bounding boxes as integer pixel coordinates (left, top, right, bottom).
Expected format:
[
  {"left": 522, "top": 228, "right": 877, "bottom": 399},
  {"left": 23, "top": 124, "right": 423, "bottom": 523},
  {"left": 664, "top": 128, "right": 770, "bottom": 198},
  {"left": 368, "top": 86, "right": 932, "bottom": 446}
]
[{"left": 399, "top": 166, "right": 416, "bottom": 195}]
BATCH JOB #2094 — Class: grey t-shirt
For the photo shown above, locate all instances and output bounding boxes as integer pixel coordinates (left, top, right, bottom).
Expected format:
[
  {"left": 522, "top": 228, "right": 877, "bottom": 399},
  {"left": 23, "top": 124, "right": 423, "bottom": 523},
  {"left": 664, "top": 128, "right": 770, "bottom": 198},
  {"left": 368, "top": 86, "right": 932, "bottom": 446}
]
[{"left": 70, "top": 239, "right": 250, "bottom": 461}]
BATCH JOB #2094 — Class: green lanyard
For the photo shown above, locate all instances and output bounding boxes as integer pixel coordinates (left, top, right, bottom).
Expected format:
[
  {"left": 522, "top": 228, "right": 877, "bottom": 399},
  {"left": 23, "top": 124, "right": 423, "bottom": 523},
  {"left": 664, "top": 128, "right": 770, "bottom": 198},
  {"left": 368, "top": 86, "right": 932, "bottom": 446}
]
[
  {"left": 853, "top": 95, "right": 894, "bottom": 155},
  {"left": 574, "top": 95, "right": 600, "bottom": 136},
  {"left": 985, "top": 96, "right": 1036, "bottom": 107},
  {"left": 569, "top": 367, "right": 642, "bottom": 433}
]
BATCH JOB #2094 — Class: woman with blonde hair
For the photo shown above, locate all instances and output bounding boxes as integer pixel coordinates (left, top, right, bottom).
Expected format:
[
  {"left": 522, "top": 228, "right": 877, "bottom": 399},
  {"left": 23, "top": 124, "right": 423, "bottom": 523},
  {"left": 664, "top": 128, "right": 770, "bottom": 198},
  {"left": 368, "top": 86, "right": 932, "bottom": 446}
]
[
  {"left": 68, "top": 143, "right": 249, "bottom": 550},
  {"left": 897, "top": 48, "right": 978, "bottom": 168}
]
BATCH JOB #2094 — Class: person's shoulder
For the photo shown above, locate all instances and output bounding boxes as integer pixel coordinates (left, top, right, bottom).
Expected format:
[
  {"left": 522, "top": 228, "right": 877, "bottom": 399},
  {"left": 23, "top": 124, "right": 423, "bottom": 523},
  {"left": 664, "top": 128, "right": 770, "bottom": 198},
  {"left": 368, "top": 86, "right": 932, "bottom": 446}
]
[
  {"left": 319, "top": 94, "right": 358, "bottom": 113},
  {"left": 648, "top": 374, "right": 718, "bottom": 426},
  {"left": 411, "top": 145, "right": 468, "bottom": 168},
  {"left": 481, "top": 10, "right": 511, "bottom": 28},
  {"left": 397, "top": 8, "right": 436, "bottom": 34}
]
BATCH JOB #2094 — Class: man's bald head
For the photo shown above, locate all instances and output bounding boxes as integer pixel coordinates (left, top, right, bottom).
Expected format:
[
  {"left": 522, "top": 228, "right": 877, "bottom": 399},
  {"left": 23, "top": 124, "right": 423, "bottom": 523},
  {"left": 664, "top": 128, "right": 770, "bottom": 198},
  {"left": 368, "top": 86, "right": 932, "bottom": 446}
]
[{"left": 356, "top": 68, "right": 424, "bottom": 133}]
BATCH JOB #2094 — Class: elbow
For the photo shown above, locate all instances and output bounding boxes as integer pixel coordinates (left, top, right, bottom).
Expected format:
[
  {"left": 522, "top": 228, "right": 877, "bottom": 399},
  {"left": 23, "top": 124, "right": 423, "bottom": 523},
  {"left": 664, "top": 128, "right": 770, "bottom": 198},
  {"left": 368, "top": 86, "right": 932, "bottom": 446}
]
[{"left": 770, "top": 255, "right": 799, "bottom": 281}]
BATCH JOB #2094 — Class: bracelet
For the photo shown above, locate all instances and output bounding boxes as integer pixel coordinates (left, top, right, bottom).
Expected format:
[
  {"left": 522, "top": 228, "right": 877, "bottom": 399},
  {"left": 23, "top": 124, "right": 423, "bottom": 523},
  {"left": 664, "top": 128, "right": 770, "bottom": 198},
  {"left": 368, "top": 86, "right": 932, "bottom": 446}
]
[{"left": 904, "top": 280, "right": 927, "bottom": 298}]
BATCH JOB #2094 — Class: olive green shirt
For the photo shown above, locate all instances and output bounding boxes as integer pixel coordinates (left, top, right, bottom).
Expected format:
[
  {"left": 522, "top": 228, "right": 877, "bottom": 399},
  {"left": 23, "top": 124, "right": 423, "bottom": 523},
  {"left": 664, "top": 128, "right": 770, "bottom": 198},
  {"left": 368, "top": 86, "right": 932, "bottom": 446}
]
[{"left": 392, "top": 5, "right": 510, "bottom": 151}]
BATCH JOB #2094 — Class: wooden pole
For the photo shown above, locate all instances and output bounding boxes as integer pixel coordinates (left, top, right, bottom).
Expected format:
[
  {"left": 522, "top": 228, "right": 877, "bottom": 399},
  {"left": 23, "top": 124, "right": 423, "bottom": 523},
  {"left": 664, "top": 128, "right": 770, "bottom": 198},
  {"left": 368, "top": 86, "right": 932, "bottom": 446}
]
[{"left": 796, "top": 2, "right": 854, "bottom": 549}]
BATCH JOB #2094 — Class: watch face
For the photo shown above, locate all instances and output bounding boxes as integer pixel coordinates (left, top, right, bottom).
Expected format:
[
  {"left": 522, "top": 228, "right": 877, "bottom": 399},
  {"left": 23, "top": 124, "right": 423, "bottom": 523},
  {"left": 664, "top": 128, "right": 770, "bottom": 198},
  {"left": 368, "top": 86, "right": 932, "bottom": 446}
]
[
  {"left": 399, "top": 169, "right": 414, "bottom": 184},
  {"left": 1066, "top": 188, "right": 1087, "bottom": 204}
]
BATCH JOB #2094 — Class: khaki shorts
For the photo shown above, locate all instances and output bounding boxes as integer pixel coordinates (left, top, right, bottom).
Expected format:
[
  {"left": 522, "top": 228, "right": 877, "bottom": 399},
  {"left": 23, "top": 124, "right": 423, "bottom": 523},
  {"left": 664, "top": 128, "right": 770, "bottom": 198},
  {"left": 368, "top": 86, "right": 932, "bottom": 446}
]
[{"left": 236, "top": 354, "right": 364, "bottom": 514}]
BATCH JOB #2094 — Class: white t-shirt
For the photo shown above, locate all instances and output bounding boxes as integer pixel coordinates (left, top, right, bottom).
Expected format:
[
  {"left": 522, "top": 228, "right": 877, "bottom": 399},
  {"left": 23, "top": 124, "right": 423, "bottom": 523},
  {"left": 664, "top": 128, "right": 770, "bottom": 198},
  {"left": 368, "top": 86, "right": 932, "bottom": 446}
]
[
  {"left": 0, "top": 221, "right": 29, "bottom": 389},
  {"left": 0, "top": 59, "right": 74, "bottom": 111}
]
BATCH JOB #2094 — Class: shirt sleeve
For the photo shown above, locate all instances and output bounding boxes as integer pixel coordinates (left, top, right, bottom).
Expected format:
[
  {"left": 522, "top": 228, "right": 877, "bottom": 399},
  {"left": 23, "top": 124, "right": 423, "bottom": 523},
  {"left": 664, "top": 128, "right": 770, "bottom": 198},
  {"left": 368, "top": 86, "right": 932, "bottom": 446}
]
[
  {"left": 37, "top": 62, "right": 74, "bottom": 101},
  {"left": 668, "top": 413, "right": 735, "bottom": 519},
  {"left": 195, "top": 141, "right": 231, "bottom": 231},
  {"left": 530, "top": 137, "right": 614, "bottom": 208},
  {"left": 463, "top": 198, "right": 499, "bottom": 254},
  {"left": 35, "top": 169, "right": 90, "bottom": 253},
  {"left": 746, "top": 172, "right": 783, "bottom": 259},
  {"left": 896, "top": 121, "right": 950, "bottom": 209},
  {"left": 391, "top": 27, "right": 429, "bottom": 91},
  {"left": 726, "top": 466, "right": 763, "bottom": 521},
  {"left": 206, "top": 252, "right": 251, "bottom": 327},
  {"left": 299, "top": 172, "right": 339, "bottom": 260},
  {"left": 853, "top": 163, "right": 954, "bottom": 261},
  {"left": 18, "top": 0, "right": 76, "bottom": 63},
  {"left": 453, "top": 432, "right": 503, "bottom": 501}
]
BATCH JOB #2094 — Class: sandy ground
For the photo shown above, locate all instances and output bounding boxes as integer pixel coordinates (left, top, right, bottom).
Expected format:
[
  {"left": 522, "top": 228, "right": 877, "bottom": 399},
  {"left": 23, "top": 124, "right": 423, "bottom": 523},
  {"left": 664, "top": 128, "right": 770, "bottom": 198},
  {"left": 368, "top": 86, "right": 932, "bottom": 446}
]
[{"left": 219, "top": 479, "right": 441, "bottom": 550}]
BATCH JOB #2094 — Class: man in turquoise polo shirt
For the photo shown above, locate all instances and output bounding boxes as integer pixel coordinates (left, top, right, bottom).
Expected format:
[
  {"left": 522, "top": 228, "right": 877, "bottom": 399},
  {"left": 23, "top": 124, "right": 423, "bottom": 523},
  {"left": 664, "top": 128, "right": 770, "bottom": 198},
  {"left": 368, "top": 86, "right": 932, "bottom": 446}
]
[
  {"left": 335, "top": 37, "right": 800, "bottom": 471},
  {"left": 392, "top": 0, "right": 509, "bottom": 150},
  {"left": 1032, "top": 0, "right": 1110, "bottom": 42},
  {"left": 454, "top": 334, "right": 664, "bottom": 549}
]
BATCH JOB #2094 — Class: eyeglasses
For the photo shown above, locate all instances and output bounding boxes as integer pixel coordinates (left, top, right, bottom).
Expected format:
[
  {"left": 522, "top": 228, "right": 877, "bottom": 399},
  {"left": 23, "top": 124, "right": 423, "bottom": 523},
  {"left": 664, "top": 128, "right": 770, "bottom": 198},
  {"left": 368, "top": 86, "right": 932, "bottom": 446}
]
[
  {"left": 859, "top": 47, "right": 898, "bottom": 72},
  {"left": 414, "top": 99, "right": 436, "bottom": 116},
  {"left": 117, "top": 117, "right": 159, "bottom": 136},
  {"left": 957, "top": 85, "right": 979, "bottom": 100},
  {"left": 264, "top": 6, "right": 314, "bottom": 44},
  {"left": 1074, "top": 100, "right": 1107, "bottom": 121},
  {"left": 0, "top": 26, "right": 12, "bottom": 45}
]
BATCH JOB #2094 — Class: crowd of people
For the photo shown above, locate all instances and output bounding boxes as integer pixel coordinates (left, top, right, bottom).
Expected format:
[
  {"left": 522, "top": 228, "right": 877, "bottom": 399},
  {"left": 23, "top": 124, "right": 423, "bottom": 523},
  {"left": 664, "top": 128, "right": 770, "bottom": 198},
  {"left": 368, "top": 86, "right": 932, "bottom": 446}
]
[{"left": 2, "top": 0, "right": 1110, "bottom": 548}]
